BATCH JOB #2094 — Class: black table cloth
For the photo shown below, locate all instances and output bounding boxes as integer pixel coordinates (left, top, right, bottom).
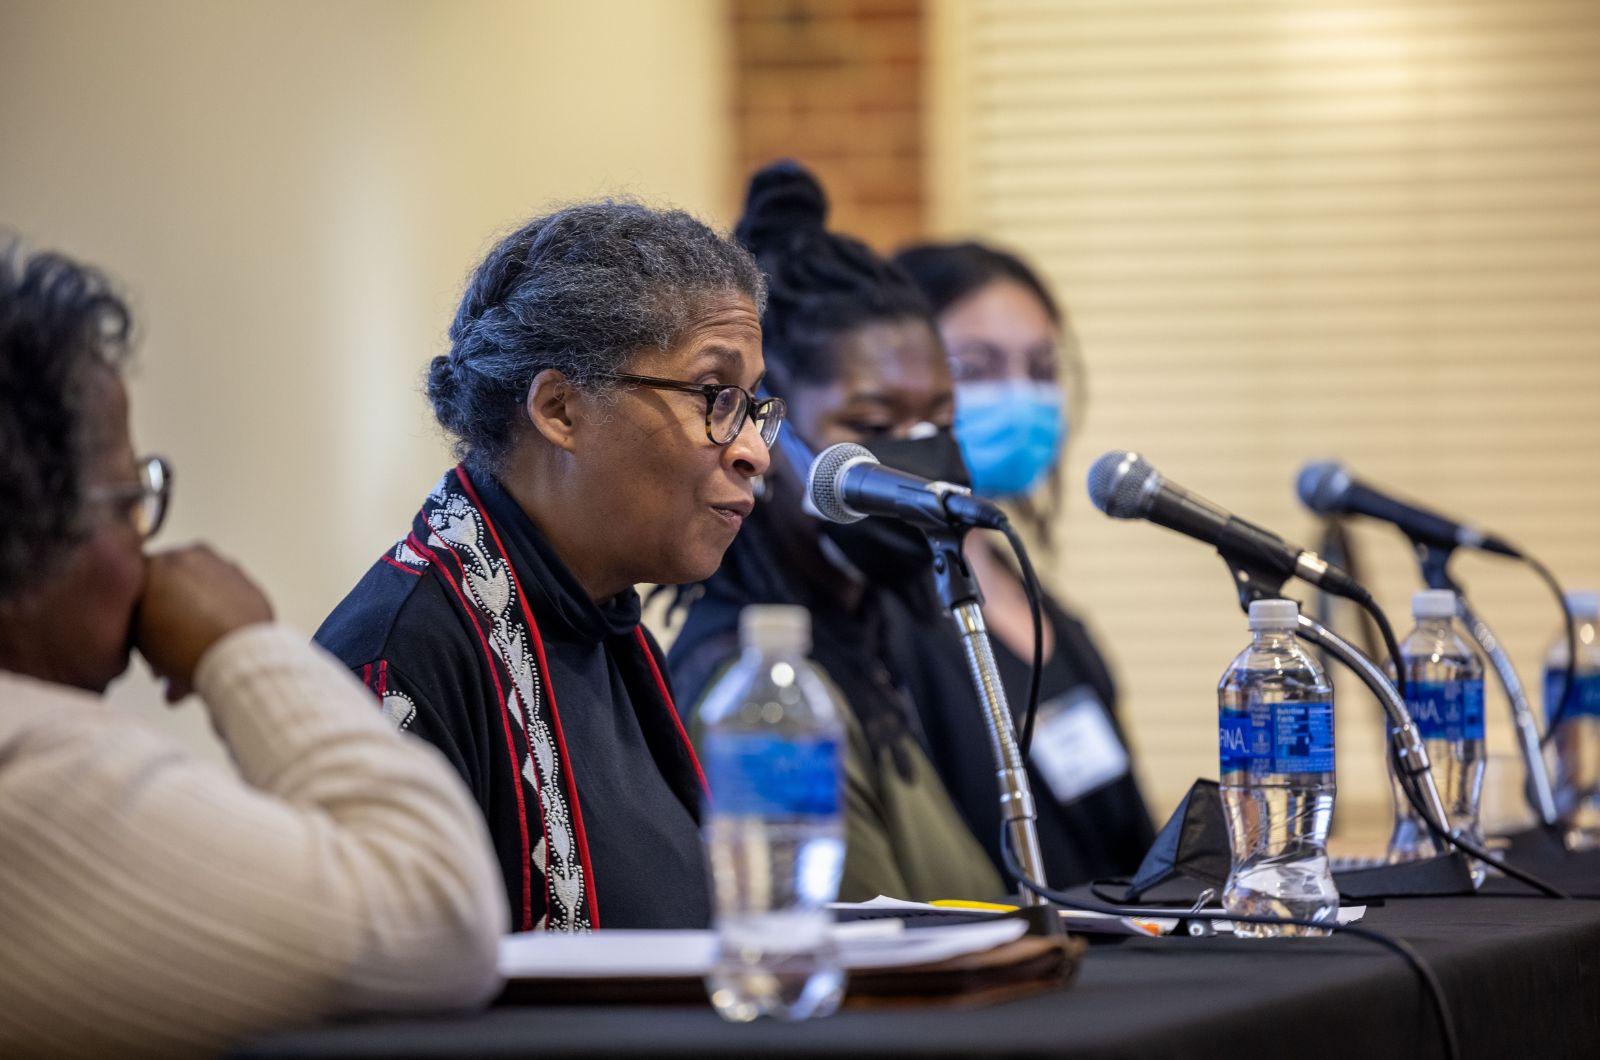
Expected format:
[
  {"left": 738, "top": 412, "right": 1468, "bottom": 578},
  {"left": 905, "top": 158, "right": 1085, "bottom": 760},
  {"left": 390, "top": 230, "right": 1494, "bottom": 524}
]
[{"left": 235, "top": 842, "right": 1600, "bottom": 1060}]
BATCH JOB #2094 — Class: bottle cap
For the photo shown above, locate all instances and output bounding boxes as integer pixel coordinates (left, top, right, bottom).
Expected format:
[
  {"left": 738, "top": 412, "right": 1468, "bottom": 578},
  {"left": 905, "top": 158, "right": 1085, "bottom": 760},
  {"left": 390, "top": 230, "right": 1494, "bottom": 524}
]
[
  {"left": 739, "top": 605, "right": 811, "bottom": 654},
  {"left": 1247, "top": 598, "right": 1299, "bottom": 631},
  {"left": 1564, "top": 590, "right": 1600, "bottom": 620},
  {"left": 1412, "top": 589, "right": 1458, "bottom": 620}
]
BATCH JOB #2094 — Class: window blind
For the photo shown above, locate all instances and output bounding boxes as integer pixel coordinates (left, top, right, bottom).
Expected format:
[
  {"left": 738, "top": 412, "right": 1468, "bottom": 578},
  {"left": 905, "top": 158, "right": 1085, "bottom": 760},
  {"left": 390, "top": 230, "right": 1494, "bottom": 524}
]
[{"left": 929, "top": 0, "right": 1600, "bottom": 839}]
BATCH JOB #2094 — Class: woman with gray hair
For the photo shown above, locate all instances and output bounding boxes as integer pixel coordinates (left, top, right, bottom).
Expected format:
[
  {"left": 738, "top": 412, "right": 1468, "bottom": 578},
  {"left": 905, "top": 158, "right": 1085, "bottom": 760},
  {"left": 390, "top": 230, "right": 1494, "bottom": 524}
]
[{"left": 317, "top": 201, "right": 778, "bottom": 932}]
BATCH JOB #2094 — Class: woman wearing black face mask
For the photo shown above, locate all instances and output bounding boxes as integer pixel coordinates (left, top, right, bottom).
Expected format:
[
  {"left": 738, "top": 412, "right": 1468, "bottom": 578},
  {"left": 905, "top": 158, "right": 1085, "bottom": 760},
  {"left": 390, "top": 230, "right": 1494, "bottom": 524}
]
[{"left": 668, "top": 161, "right": 1001, "bottom": 902}]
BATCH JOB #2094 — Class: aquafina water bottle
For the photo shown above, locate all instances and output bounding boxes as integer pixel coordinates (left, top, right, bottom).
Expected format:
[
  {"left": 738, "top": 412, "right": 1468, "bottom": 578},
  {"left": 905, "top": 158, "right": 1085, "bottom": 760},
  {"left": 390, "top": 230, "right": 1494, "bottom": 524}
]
[
  {"left": 1218, "top": 598, "right": 1338, "bottom": 936},
  {"left": 1545, "top": 590, "right": 1600, "bottom": 850},
  {"left": 1385, "top": 590, "right": 1486, "bottom": 885},
  {"left": 698, "top": 605, "right": 846, "bottom": 1021}
]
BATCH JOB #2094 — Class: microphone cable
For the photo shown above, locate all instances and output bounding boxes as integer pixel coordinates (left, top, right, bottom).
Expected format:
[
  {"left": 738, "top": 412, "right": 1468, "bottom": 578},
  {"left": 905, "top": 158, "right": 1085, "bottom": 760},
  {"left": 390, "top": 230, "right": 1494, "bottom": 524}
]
[
  {"left": 1522, "top": 551, "right": 1579, "bottom": 747},
  {"left": 1313, "top": 516, "right": 1385, "bottom": 661},
  {"left": 1302, "top": 580, "right": 1567, "bottom": 899},
  {"left": 984, "top": 482, "right": 1556, "bottom": 1056},
  {"left": 989, "top": 521, "right": 1567, "bottom": 900},
  {"left": 1407, "top": 530, "right": 1577, "bottom": 752},
  {"left": 997, "top": 824, "right": 1463, "bottom": 1060},
  {"left": 996, "top": 517, "right": 1045, "bottom": 757},
  {"left": 985, "top": 507, "right": 1577, "bottom": 1059}
]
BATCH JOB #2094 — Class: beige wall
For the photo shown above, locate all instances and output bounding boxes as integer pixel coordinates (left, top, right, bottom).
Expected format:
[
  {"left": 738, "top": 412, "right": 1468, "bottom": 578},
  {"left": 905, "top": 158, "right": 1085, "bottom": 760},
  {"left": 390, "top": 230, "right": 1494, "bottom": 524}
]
[{"left": 1, "top": 0, "right": 731, "bottom": 752}]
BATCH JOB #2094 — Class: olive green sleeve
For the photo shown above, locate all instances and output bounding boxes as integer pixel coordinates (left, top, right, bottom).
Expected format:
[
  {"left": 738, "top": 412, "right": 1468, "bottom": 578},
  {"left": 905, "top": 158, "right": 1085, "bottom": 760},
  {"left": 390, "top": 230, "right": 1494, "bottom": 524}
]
[
  {"left": 816, "top": 672, "right": 1004, "bottom": 903},
  {"left": 687, "top": 658, "right": 1003, "bottom": 904},
  {"left": 838, "top": 705, "right": 916, "bottom": 901}
]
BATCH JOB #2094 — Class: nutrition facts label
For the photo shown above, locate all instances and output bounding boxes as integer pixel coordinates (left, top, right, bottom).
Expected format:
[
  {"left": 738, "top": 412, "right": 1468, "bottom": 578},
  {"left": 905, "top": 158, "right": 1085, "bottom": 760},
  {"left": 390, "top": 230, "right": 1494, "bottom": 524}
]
[
  {"left": 1273, "top": 701, "right": 1334, "bottom": 773},
  {"left": 1220, "top": 700, "right": 1334, "bottom": 775}
]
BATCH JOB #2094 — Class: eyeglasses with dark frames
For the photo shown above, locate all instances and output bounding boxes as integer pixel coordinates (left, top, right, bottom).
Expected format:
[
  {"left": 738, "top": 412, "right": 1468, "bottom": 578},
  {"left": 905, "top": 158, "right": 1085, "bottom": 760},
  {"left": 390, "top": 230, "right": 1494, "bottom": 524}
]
[
  {"left": 611, "top": 373, "right": 786, "bottom": 447},
  {"left": 85, "top": 455, "right": 172, "bottom": 540}
]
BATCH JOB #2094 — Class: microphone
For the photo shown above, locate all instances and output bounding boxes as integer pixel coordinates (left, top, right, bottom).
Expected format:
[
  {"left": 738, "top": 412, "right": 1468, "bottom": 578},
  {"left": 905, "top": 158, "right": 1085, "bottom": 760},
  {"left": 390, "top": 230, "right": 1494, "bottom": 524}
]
[
  {"left": 1296, "top": 461, "right": 1520, "bottom": 558},
  {"left": 806, "top": 442, "right": 1006, "bottom": 531},
  {"left": 1088, "top": 449, "right": 1365, "bottom": 599}
]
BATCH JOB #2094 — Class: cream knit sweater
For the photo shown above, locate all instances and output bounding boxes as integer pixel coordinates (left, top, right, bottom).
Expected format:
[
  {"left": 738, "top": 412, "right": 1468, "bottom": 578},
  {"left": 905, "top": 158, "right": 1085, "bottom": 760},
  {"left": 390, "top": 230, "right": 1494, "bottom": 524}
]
[{"left": 0, "top": 624, "right": 507, "bottom": 1056}]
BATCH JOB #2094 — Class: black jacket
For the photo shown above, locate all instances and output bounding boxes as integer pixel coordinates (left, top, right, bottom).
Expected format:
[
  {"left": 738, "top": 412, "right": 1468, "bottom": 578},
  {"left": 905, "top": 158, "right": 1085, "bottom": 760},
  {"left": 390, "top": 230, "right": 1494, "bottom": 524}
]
[{"left": 316, "top": 467, "right": 709, "bottom": 932}]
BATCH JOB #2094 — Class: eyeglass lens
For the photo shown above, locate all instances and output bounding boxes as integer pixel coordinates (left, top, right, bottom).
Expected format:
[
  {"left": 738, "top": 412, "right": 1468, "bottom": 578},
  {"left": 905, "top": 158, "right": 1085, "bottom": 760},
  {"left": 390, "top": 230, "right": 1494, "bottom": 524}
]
[
  {"left": 134, "top": 495, "right": 161, "bottom": 538},
  {"left": 707, "top": 387, "right": 783, "bottom": 446},
  {"left": 136, "top": 458, "right": 169, "bottom": 539},
  {"left": 710, "top": 387, "right": 744, "bottom": 443},
  {"left": 755, "top": 401, "right": 783, "bottom": 446}
]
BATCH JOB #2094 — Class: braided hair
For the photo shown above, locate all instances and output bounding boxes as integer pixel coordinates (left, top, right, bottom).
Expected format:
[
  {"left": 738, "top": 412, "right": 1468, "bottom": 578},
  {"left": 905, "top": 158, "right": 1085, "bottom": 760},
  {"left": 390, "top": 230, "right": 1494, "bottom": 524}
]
[{"left": 734, "top": 160, "right": 932, "bottom": 399}]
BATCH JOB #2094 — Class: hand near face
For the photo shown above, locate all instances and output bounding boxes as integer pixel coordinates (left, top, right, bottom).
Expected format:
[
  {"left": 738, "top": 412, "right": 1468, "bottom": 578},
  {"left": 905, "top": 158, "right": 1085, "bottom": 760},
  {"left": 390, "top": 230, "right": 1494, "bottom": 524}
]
[{"left": 135, "top": 546, "right": 273, "bottom": 702}]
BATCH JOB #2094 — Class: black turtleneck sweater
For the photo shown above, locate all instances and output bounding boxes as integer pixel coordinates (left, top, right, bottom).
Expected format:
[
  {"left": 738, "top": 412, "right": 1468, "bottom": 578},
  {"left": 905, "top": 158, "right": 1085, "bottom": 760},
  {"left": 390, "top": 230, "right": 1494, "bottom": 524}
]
[{"left": 315, "top": 472, "right": 710, "bottom": 931}]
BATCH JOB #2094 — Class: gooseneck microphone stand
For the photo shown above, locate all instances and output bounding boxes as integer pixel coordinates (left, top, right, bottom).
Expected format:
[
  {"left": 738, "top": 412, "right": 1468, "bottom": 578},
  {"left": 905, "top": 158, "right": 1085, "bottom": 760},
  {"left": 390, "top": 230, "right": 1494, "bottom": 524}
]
[
  {"left": 799, "top": 439, "right": 1052, "bottom": 913},
  {"left": 1222, "top": 556, "right": 1454, "bottom": 851},
  {"left": 924, "top": 526, "right": 1050, "bottom": 910},
  {"left": 1293, "top": 614, "right": 1453, "bottom": 851},
  {"left": 1415, "top": 543, "right": 1559, "bottom": 827}
]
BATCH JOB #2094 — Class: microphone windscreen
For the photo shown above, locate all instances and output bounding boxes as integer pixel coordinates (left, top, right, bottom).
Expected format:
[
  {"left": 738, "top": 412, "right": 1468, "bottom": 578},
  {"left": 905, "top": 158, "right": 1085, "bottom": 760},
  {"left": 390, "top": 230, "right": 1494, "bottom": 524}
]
[
  {"left": 1087, "top": 450, "right": 1154, "bottom": 518},
  {"left": 1296, "top": 460, "right": 1349, "bottom": 515},
  {"left": 807, "top": 442, "right": 875, "bottom": 524}
]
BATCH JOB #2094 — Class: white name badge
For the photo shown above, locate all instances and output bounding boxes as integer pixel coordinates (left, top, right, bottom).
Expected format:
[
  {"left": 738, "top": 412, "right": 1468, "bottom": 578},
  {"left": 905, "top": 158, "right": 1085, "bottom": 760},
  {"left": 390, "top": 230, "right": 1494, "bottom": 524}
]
[{"left": 1031, "top": 687, "right": 1131, "bottom": 804}]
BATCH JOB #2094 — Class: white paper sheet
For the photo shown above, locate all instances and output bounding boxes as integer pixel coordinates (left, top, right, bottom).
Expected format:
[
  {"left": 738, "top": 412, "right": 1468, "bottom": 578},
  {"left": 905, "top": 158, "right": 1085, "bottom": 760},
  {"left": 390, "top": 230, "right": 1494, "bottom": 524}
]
[
  {"left": 497, "top": 918, "right": 1029, "bottom": 980},
  {"left": 828, "top": 895, "right": 976, "bottom": 914}
]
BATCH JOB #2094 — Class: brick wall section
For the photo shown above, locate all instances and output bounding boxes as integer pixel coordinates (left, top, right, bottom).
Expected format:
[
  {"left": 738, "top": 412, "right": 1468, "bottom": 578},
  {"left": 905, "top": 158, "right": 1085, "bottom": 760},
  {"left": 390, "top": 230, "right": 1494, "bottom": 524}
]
[{"left": 730, "top": 0, "right": 925, "bottom": 253}]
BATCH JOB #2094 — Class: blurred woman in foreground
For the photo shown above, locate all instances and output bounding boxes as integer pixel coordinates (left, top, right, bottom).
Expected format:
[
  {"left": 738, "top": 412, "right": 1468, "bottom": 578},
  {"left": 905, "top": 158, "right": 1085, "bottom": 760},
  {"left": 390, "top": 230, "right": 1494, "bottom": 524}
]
[
  {"left": 894, "top": 240, "right": 1155, "bottom": 885},
  {"left": 0, "top": 245, "right": 504, "bottom": 1057}
]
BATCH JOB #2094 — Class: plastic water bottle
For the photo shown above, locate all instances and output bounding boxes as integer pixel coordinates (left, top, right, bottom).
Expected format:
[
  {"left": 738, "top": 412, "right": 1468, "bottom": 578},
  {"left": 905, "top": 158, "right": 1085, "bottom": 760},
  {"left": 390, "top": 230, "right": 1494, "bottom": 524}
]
[
  {"left": 1544, "top": 590, "right": 1600, "bottom": 851},
  {"left": 698, "top": 605, "right": 846, "bottom": 1021},
  {"left": 1217, "top": 598, "right": 1338, "bottom": 937},
  {"left": 1385, "top": 590, "right": 1486, "bottom": 885}
]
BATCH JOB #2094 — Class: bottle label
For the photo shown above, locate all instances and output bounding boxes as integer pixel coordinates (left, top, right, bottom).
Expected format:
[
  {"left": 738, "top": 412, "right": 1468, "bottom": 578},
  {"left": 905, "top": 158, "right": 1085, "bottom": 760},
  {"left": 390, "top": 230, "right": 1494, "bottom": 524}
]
[
  {"left": 1219, "top": 700, "right": 1334, "bottom": 775},
  {"left": 1405, "top": 680, "right": 1485, "bottom": 741},
  {"left": 1543, "top": 669, "right": 1600, "bottom": 721},
  {"left": 702, "top": 733, "right": 840, "bottom": 817}
]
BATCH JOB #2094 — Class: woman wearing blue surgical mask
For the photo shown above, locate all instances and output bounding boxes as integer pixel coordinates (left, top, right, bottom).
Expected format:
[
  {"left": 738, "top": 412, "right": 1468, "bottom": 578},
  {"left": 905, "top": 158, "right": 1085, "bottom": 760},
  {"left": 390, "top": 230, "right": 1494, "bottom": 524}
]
[
  {"left": 667, "top": 162, "right": 1002, "bottom": 903},
  {"left": 894, "top": 241, "right": 1156, "bottom": 888}
]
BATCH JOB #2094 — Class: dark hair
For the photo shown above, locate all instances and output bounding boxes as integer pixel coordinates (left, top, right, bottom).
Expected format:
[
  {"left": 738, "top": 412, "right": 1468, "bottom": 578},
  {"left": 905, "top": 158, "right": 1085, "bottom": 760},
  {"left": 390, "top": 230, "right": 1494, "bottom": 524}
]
[
  {"left": 892, "top": 240, "right": 1061, "bottom": 324},
  {"left": 0, "top": 242, "right": 134, "bottom": 601},
  {"left": 429, "top": 200, "right": 766, "bottom": 469},
  {"left": 734, "top": 160, "right": 932, "bottom": 394}
]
